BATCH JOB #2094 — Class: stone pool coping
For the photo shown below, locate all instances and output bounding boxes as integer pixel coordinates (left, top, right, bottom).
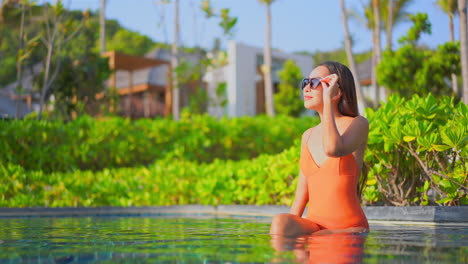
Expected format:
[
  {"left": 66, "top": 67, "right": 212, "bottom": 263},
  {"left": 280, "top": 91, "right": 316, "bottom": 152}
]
[{"left": 0, "top": 206, "right": 467, "bottom": 224}]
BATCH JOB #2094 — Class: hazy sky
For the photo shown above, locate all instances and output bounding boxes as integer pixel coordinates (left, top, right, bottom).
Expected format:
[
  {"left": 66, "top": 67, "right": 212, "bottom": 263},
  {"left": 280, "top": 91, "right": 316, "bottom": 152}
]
[{"left": 51, "top": 0, "right": 459, "bottom": 54}]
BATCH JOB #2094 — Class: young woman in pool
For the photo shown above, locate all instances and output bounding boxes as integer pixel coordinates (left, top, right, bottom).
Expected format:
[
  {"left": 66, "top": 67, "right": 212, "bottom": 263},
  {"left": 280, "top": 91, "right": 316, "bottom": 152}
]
[{"left": 270, "top": 61, "right": 369, "bottom": 237}]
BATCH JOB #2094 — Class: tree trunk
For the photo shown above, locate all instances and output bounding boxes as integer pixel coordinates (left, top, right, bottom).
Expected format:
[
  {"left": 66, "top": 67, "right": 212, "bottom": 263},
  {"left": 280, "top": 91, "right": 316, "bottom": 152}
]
[
  {"left": 263, "top": 3, "right": 275, "bottom": 116},
  {"left": 339, "top": 0, "right": 367, "bottom": 111},
  {"left": 127, "top": 70, "right": 133, "bottom": 117},
  {"left": 100, "top": 0, "right": 106, "bottom": 54},
  {"left": 459, "top": 0, "right": 468, "bottom": 104},
  {"left": 38, "top": 40, "right": 54, "bottom": 120},
  {"left": 382, "top": 0, "right": 393, "bottom": 99},
  {"left": 144, "top": 91, "right": 150, "bottom": 117},
  {"left": 449, "top": 14, "right": 460, "bottom": 96},
  {"left": 16, "top": 3, "right": 26, "bottom": 119},
  {"left": 372, "top": 0, "right": 381, "bottom": 107},
  {"left": 386, "top": 0, "right": 393, "bottom": 51},
  {"left": 36, "top": 2, "right": 83, "bottom": 120},
  {"left": 171, "top": 0, "right": 180, "bottom": 120},
  {"left": 164, "top": 65, "right": 172, "bottom": 117}
]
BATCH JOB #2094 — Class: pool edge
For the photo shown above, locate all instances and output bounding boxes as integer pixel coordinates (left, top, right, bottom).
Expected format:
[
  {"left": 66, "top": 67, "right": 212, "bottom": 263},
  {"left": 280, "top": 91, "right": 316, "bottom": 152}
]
[{"left": 0, "top": 205, "right": 466, "bottom": 224}]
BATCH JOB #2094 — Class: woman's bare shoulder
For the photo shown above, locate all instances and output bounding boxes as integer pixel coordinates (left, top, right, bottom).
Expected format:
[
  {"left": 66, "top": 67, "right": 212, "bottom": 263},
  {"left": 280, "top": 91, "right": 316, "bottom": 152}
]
[
  {"left": 301, "top": 126, "right": 317, "bottom": 142},
  {"left": 302, "top": 125, "right": 320, "bottom": 137},
  {"left": 352, "top": 115, "right": 369, "bottom": 130},
  {"left": 338, "top": 116, "right": 369, "bottom": 138},
  {"left": 341, "top": 115, "right": 368, "bottom": 127}
]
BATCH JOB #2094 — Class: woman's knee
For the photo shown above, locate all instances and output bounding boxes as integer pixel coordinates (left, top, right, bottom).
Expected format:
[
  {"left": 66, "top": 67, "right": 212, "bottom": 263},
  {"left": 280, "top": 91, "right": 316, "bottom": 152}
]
[{"left": 270, "top": 213, "right": 295, "bottom": 234}]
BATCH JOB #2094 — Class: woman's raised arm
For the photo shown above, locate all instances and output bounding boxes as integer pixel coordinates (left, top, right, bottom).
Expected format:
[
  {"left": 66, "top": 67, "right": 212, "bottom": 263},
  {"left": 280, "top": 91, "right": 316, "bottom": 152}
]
[{"left": 320, "top": 74, "right": 369, "bottom": 157}]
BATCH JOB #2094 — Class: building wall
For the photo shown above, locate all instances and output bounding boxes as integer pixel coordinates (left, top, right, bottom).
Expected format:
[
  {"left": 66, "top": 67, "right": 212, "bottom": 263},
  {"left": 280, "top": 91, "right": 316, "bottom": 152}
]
[
  {"left": 227, "top": 42, "right": 256, "bottom": 116},
  {"left": 224, "top": 41, "right": 314, "bottom": 117}
]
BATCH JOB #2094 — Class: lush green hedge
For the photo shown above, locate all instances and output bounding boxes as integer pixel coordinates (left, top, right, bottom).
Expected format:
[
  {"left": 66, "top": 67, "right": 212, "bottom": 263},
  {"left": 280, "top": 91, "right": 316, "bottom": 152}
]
[
  {"left": 0, "top": 114, "right": 316, "bottom": 172},
  {"left": 0, "top": 145, "right": 300, "bottom": 207},
  {"left": 364, "top": 94, "right": 467, "bottom": 205},
  {"left": 1, "top": 94, "right": 466, "bottom": 207}
]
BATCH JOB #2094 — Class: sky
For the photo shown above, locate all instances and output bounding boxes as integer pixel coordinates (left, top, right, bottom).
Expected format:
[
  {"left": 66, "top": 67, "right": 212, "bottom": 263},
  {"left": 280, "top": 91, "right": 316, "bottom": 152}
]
[{"left": 47, "top": 0, "right": 460, "bottom": 54}]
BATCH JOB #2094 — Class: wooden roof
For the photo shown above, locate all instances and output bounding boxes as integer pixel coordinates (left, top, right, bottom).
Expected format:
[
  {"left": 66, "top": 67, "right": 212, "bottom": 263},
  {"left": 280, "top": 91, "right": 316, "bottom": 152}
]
[{"left": 103, "top": 51, "right": 169, "bottom": 71}]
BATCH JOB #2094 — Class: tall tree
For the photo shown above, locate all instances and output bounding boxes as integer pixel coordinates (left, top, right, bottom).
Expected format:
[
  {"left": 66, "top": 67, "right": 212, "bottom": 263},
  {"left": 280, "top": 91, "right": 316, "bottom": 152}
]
[
  {"left": 436, "top": 0, "right": 459, "bottom": 96},
  {"left": 436, "top": 0, "right": 458, "bottom": 42},
  {"left": 378, "top": 13, "right": 459, "bottom": 98},
  {"left": 100, "top": 0, "right": 106, "bottom": 54},
  {"left": 386, "top": 0, "right": 394, "bottom": 50},
  {"left": 372, "top": 0, "right": 382, "bottom": 106},
  {"left": 339, "top": 0, "right": 367, "bottom": 111},
  {"left": 459, "top": 0, "right": 468, "bottom": 103},
  {"left": 15, "top": 0, "right": 27, "bottom": 118},
  {"left": 356, "top": 0, "right": 413, "bottom": 102},
  {"left": 106, "top": 28, "right": 154, "bottom": 56},
  {"left": 14, "top": 0, "right": 39, "bottom": 118},
  {"left": 37, "top": 1, "right": 85, "bottom": 120},
  {"left": 380, "top": 0, "right": 414, "bottom": 51},
  {"left": 49, "top": 15, "right": 111, "bottom": 120},
  {"left": 171, "top": 0, "right": 180, "bottom": 120},
  {"left": 259, "top": 0, "right": 275, "bottom": 116}
]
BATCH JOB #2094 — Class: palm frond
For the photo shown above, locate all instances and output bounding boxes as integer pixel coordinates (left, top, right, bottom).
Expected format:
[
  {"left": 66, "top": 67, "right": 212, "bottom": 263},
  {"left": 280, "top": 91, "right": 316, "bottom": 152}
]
[
  {"left": 347, "top": 7, "right": 367, "bottom": 27},
  {"left": 435, "top": 0, "right": 458, "bottom": 16}
]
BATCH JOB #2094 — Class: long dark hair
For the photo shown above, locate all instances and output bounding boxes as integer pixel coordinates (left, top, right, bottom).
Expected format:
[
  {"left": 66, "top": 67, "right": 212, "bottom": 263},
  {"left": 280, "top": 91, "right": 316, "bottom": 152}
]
[
  {"left": 318, "top": 61, "right": 359, "bottom": 117},
  {"left": 317, "top": 61, "right": 367, "bottom": 200}
]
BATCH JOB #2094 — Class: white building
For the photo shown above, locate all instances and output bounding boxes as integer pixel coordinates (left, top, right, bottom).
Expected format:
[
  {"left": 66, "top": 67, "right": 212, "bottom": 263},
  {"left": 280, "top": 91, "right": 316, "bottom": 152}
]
[{"left": 204, "top": 41, "right": 314, "bottom": 117}]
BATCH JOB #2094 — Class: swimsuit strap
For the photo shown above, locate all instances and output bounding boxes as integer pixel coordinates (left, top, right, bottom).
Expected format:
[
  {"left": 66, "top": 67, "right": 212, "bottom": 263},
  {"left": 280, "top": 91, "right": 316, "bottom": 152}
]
[{"left": 306, "top": 127, "right": 314, "bottom": 144}]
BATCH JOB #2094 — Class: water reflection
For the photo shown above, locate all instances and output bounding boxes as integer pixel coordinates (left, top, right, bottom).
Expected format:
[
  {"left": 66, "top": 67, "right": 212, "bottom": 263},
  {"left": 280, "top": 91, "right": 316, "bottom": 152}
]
[
  {"left": 271, "top": 232, "right": 367, "bottom": 264},
  {"left": 1, "top": 217, "right": 466, "bottom": 263}
]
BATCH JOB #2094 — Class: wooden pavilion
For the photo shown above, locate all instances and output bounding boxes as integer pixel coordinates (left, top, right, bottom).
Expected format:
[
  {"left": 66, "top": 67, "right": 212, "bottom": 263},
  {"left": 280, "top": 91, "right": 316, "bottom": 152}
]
[{"left": 102, "top": 51, "right": 172, "bottom": 118}]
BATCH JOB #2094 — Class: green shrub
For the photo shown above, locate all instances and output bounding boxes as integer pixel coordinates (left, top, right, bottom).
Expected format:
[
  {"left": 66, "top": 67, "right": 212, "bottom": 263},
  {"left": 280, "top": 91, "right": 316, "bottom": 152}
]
[
  {"left": 1, "top": 94, "right": 465, "bottom": 207},
  {"left": 364, "top": 94, "right": 467, "bottom": 206},
  {"left": 0, "top": 143, "right": 301, "bottom": 207},
  {"left": 377, "top": 13, "right": 460, "bottom": 99},
  {"left": 274, "top": 60, "right": 304, "bottom": 117},
  {"left": 0, "top": 114, "right": 317, "bottom": 172}
]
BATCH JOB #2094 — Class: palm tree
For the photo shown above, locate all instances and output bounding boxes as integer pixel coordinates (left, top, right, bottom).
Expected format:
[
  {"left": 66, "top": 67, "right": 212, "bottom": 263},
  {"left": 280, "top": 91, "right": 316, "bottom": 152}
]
[
  {"left": 386, "top": 0, "right": 394, "bottom": 50},
  {"left": 459, "top": 0, "right": 468, "bottom": 103},
  {"left": 100, "top": 0, "right": 106, "bottom": 54},
  {"left": 16, "top": 1, "right": 26, "bottom": 118},
  {"left": 372, "top": 0, "right": 381, "bottom": 107},
  {"left": 172, "top": 0, "right": 180, "bottom": 120},
  {"left": 258, "top": 0, "right": 275, "bottom": 116},
  {"left": 339, "top": 0, "right": 367, "bottom": 110},
  {"left": 356, "top": 0, "right": 413, "bottom": 105},
  {"left": 436, "top": 0, "right": 460, "bottom": 96},
  {"left": 357, "top": 0, "right": 413, "bottom": 103},
  {"left": 380, "top": 0, "right": 414, "bottom": 51},
  {"left": 436, "top": 0, "right": 459, "bottom": 42}
]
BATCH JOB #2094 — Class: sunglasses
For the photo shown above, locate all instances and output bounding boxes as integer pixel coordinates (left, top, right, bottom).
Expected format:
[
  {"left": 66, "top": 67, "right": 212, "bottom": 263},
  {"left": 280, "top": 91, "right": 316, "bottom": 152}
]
[{"left": 300, "top": 77, "right": 324, "bottom": 90}]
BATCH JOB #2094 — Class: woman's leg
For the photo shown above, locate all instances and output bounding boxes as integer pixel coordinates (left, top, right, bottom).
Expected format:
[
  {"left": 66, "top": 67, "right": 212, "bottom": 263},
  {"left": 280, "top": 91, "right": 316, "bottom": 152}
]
[
  {"left": 310, "top": 227, "right": 368, "bottom": 236},
  {"left": 270, "top": 213, "right": 322, "bottom": 237}
]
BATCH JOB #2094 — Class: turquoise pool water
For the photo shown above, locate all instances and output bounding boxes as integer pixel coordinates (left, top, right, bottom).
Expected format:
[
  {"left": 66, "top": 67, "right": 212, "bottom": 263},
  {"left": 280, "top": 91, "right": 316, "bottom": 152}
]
[{"left": 0, "top": 215, "right": 466, "bottom": 263}]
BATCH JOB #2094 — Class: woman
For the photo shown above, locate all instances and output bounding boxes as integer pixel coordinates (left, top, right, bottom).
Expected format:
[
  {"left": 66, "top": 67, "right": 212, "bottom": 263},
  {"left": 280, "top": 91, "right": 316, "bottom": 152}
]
[{"left": 270, "top": 61, "right": 369, "bottom": 237}]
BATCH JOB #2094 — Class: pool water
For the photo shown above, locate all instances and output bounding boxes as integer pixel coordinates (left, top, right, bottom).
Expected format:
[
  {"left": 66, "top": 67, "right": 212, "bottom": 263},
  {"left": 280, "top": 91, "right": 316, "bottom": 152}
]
[{"left": 0, "top": 215, "right": 466, "bottom": 263}]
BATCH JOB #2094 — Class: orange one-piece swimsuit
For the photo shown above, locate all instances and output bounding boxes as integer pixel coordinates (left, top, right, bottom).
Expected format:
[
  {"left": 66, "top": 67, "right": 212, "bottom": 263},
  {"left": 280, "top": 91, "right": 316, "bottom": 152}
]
[{"left": 299, "top": 128, "right": 369, "bottom": 230}]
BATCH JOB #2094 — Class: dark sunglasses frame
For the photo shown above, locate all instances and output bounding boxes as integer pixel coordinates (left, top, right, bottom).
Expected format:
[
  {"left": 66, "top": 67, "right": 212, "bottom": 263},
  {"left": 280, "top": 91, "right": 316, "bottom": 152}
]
[{"left": 300, "top": 77, "right": 323, "bottom": 90}]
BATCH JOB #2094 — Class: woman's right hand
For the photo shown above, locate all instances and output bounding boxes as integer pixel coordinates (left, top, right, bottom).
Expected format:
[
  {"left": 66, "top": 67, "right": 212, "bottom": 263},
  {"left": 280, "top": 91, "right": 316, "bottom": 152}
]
[{"left": 321, "top": 74, "right": 341, "bottom": 103}]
